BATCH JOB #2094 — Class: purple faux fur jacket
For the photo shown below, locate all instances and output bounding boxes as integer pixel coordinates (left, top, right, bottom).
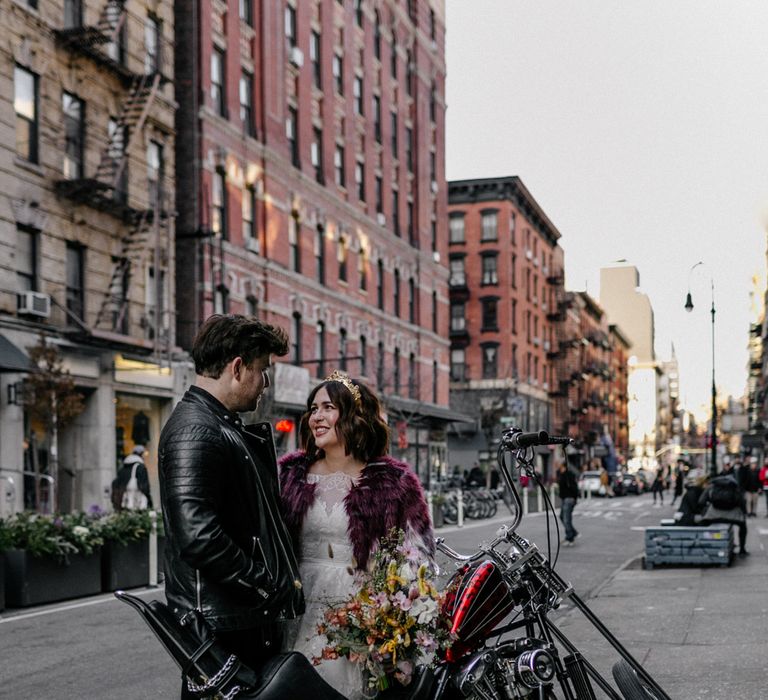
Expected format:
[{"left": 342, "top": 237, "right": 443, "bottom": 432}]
[{"left": 279, "top": 451, "right": 435, "bottom": 571}]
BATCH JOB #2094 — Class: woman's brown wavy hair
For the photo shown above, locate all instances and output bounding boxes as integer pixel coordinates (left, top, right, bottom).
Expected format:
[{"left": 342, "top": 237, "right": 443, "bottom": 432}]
[{"left": 299, "top": 377, "right": 390, "bottom": 464}]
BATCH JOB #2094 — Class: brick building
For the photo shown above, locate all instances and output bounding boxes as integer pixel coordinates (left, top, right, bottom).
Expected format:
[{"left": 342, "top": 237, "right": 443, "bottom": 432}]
[
  {"left": 446, "top": 176, "right": 566, "bottom": 476},
  {"left": 173, "top": 0, "right": 453, "bottom": 477},
  {"left": 0, "top": 0, "right": 181, "bottom": 515},
  {"left": 608, "top": 324, "right": 631, "bottom": 456}
]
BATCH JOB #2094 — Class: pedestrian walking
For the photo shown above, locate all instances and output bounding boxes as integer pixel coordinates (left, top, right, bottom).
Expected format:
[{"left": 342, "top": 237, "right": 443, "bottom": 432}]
[
  {"left": 741, "top": 457, "right": 761, "bottom": 517},
  {"left": 111, "top": 445, "right": 152, "bottom": 511},
  {"left": 759, "top": 460, "right": 768, "bottom": 516},
  {"left": 670, "top": 460, "right": 685, "bottom": 506},
  {"left": 158, "top": 314, "right": 305, "bottom": 699},
  {"left": 650, "top": 467, "right": 665, "bottom": 505},
  {"left": 557, "top": 462, "right": 579, "bottom": 545}
]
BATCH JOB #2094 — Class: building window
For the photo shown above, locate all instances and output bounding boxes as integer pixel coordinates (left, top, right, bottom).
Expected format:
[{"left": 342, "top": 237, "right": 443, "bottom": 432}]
[
  {"left": 377, "top": 341, "right": 385, "bottom": 390},
  {"left": 14, "top": 66, "right": 39, "bottom": 163},
  {"left": 432, "top": 291, "right": 438, "bottom": 332},
  {"left": 315, "top": 321, "right": 326, "bottom": 378},
  {"left": 339, "top": 328, "right": 348, "bottom": 370},
  {"left": 429, "top": 151, "right": 436, "bottom": 182},
  {"left": 310, "top": 31, "right": 321, "bottom": 88},
  {"left": 450, "top": 348, "right": 465, "bottom": 382},
  {"left": 373, "top": 95, "right": 382, "bottom": 142},
  {"left": 311, "top": 127, "right": 324, "bottom": 184},
  {"left": 377, "top": 259, "right": 384, "bottom": 310},
  {"left": 16, "top": 226, "right": 37, "bottom": 292},
  {"left": 481, "top": 297, "right": 498, "bottom": 331},
  {"left": 392, "top": 189, "right": 400, "bottom": 236},
  {"left": 481, "top": 344, "right": 499, "bottom": 379},
  {"left": 239, "top": 0, "right": 253, "bottom": 25},
  {"left": 481, "top": 210, "right": 498, "bottom": 241},
  {"left": 390, "top": 36, "right": 398, "bottom": 78},
  {"left": 512, "top": 343, "right": 518, "bottom": 378},
  {"left": 286, "top": 106, "right": 299, "bottom": 167},
  {"left": 393, "top": 347, "right": 401, "bottom": 394},
  {"left": 360, "top": 335, "right": 368, "bottom": 375},
  {"left": 448, "top": 256, "right": 465, "bottom": 286},
  {"left": 511, "top": 253, "right": 517, "bottom": 288},
  {"left": 211, "top": 48, "right": 225, "bottom": 116},
  {"left": 240, "top": 72, "right": 255, "bottom": 136},
  {"left": 354, "top": 0, "right": 363, "bottom": 26},
  {"left": 332, "top": 54, "right": 343, "bottom": 94},
  {"left": 394, "top": 269, "right": 401, "bottom": 317},
  {"left": 147, "top": 140, "right": 164, "bottom": 210},
  {"left": 390, "top": 112, "right": 398, "bottom": 158},
  {"left": 315, "top": 225, "right": 326, "bottom": 284},
  {"left": 66, "top": 243, "right": 85, "bottom": 322},
  {"left": 284, "top": 4, "right": 297, "bottom": 46},
  {"left": 334, "top": 145, "right": 346, "bottom": 187},
  {"left": 408, "top": 0, "right": 417, "bottom": 23},
  {"left": 431, "top": 217, "right": 437, "bottom": 252},
  {"left": 449, "top": 214, "right": 465, "bottom": 244},
  {"left": 359, "top": 249, "right": 367, "bottom": 290},
  {"left": 526, "top": 310, "right": 532, "bottom": 341},
  {"left": 481, "top": 253, "right": 498, "bottom": 285},
  {"left": 407, "top": 201, "right": 415, "bottom": 246},
  {"left": 432, "top": 360, "right": 438, "bottom": 402},
  {"left": 108, "top": 117, "right": 128, "bottom": 203},
  {"left": 338, "top": 236, "right": 348, "bottom": 282},
  {"left": 450, "top": 302, "right": 465, "bottom": 332},
  {"left": 353, "top": 76, "right": 364, "bottom": 114},
  {"left": 144, "top": 14, "right": 161, "bottom": 74},
  {"left": 429, "top": 82, "right": 437, "bottom": 122},
  {"left": 511, "top": 298, "right": 517, "bottom": 334},
  {"left": 373, "top": 11, "right": 381, "bottom": 59},
  {"left": 405, "top": 127, "right": 413, "bottom": 172},
  {"left": 245, "top": 295, "right": 258, "bottom": 317},
  {"left": 375, "top": 176, "right": 383, "bottom": 213},
  {"left": 356, "top": 161, "right": 365, "bottom": 201},
  {"left": 405, "top": 49, "right": 414, "bottom": 96},
  {"left": 408, "top": 353, "right": 416, "bottom": 398},
  {"left": 430, "top": 9, "right": 436, "bottom": 40},
  {"left": 64, "top": 0, "right": 82, "bottom": 28},
  {"left": 408, "top": 278, "right": 416, "bottom": 323},
  {"left": 291, "top": 312, "right": 302, "bottom": 364},
  {"left": 62, "top": 92, "right": 84, "bottom": 180},
  {"left": 510, "top": 213, "right": 516, "bottom": 244},
  {"left": 289, "top": 212, "right": 300, "bottom": 272},
  {"left": 212, "top": 170, "right": 226, "bottom": 238},
  {"left": 243, "top": 186, "right": 256, "bottom": 249}
]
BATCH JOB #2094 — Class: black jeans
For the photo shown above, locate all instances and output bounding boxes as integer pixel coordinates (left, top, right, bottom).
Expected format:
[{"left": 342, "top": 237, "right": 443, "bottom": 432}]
[{"left": 180, "top": 623, "right": 282, "bottom": 699}]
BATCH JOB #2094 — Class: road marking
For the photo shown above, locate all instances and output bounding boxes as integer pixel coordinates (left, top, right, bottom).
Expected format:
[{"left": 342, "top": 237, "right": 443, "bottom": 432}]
[{"left": 0, "top": 587, "right": 163, "bottom": 624}]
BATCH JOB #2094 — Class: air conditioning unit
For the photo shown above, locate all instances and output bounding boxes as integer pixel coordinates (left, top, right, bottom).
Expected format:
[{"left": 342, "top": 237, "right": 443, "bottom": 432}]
[
  {"left": 432, "top": 251, "right": 441, "bottom": 263},
  {"left": 542, "top": 381, "right": 549, "bottom": 391},
  {"left": 526, "top": 249, "right": 533, "bottom": 260},
  {"left": 543, "top": 340, "right": 551, "bottom": 351},
  {"left": 431, "top": 180, "right": 439, "bottom": 193},
  {"left": 376, "top": 212, "right": 386, "bottom": 226},
  {"left": 17, "top": 291, "right": 51, "bottom": 318},
  {"left": 289, "top": 46, "right": 304, "bottom": 67},
  {"left": 542, "top": 265, "right": 549, "bottom": 275},
  {"left": 533, "top": 257, "right": 539, "bottom": 267},
  {"left": 532, "top": 336, "right": 540, "bottom": 346},
  {"left": 246, "top": 237, "right": 260, "bottom": 253}
]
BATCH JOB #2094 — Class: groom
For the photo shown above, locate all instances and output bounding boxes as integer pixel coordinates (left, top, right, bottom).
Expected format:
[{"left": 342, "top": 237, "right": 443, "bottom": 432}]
[{"left": 159, "top": 314, "right": 304, "bottom": 698}]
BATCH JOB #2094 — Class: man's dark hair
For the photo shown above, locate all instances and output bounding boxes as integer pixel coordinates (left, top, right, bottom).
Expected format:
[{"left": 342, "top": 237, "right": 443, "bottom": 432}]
[{"left": 191, "top": 314, "right": 289, "bottom": 378}]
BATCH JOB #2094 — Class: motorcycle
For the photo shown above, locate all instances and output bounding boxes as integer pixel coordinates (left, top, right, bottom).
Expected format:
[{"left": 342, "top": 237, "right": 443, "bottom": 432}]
[{"left": 414, "top": 427, "right": 670, "bottom": 700}]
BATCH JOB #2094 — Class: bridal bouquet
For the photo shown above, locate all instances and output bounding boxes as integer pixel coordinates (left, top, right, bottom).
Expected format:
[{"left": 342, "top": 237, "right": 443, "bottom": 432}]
[{"left": 316, "top": 528, "right": 453, "bottom": 694}]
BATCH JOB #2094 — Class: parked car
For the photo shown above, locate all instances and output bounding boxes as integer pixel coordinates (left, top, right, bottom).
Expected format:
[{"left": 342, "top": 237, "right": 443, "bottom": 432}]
[
  {"left": 578, "top": 470, "right": 604, "bottom": 496},
  {"left": 618, "top": 472, "right": 644, "bottom": 495}
]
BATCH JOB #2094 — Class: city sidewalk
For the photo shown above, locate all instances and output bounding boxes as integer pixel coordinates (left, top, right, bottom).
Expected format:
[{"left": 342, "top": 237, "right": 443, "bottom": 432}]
[{"left": 557, "top": 520, "right": 768, "bottom": 698}]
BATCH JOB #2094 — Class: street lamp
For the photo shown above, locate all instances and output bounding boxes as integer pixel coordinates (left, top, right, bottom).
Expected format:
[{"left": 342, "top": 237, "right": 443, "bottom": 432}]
[{"left": 685, "top": 261, "right": 717, "bottom": 477}]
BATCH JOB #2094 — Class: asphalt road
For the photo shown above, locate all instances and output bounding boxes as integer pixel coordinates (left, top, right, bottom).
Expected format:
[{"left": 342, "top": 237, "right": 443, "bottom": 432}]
[{"left": 0, "top": 492, "right": 674, "bottom": 699}]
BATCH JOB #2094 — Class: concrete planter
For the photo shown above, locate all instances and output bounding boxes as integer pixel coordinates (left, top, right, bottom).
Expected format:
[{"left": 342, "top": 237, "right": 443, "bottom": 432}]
[
  {"left": 4, "top": 549, "right": 102, "bottom": 607},
  {"left": 101, "top": 538, "right": 150, "bottom": 592}
]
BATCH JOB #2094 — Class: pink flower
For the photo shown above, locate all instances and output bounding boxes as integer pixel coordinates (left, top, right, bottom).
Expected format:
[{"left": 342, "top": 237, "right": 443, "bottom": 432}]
[
  {"left": 398, "top": 544, "right": 421, "bottom": 562},
  {"left": 373, "top": 591, "right": 389, "bottom": 606},
  {"left": 414, "top": 630, "right": 437, "bottom": 652},
  {"left": 393, "top": 591, "right": 412, "bottom": 611}
]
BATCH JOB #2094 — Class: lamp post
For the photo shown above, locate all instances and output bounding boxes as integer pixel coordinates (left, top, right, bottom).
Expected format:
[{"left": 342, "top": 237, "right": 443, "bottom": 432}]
[{"left": 685, "top": 261, "right": 717, "bottom": 476}]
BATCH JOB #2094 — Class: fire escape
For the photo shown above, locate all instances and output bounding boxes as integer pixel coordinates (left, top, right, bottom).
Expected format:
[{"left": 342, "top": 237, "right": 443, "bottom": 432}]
[{"left": 54, "top": 0, "right": 171, "bottom": 349}]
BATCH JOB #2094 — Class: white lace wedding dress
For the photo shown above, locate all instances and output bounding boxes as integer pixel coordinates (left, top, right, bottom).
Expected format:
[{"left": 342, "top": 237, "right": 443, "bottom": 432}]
[{"left": 288, "top": 472, "right": 368, "bottom": 699}]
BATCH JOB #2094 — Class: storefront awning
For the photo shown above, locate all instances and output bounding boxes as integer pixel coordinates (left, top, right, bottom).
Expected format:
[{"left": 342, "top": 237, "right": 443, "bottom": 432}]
[
  {"left": 383, "top": 396, "right": 475, "bottom": 425},
  {"left": 0, "top": 334, "right": 34, "bottom": 373}
]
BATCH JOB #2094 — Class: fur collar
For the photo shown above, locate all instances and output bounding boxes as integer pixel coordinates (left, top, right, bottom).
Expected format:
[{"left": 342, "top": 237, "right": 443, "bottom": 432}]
[{"left": 279, "top": 451, "right": 434, "bottom": 570}]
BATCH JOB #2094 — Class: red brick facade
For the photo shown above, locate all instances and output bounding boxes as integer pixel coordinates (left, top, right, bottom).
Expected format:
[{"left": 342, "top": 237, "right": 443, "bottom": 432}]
[{"left": 174, "top": 0, "right": 450, "bottom": 467}]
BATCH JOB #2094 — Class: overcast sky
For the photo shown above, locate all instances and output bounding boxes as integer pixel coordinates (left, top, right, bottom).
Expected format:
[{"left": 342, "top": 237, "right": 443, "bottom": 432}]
[{"left": 445, "top": 0, "right": 768, "bottom": 419}]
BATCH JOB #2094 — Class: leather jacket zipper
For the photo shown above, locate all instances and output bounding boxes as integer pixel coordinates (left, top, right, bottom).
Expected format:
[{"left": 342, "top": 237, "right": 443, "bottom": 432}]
[
  {"left": 195, "top": 569, "right": 202, "bottom": 611},
  {"left": 254, "top": 536, "right": 274, "bottom": 583}
]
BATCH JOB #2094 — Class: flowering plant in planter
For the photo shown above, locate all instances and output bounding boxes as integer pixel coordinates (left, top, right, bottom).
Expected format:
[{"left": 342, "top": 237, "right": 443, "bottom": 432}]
[
  {"left": 91, "top": 506, "right": 163, "bottom": 545},
  {"left": 0, "top": 511, "right": 103, "bottom": 560}
]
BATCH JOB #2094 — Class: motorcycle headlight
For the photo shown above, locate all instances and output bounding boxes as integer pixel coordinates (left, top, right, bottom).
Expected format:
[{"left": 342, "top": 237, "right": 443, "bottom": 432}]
[{"left": 516, "top": 649, "right": 556, "bottom": 688}]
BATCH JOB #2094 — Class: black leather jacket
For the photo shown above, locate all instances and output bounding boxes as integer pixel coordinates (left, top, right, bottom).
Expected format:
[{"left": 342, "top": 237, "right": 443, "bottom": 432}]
[{"left": 159, "top": 386, "right": 304, "bottom": 631}]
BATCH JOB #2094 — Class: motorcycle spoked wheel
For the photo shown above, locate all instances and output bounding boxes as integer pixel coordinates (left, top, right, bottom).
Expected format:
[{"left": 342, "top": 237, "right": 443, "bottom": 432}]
[{"left": 612, "top": 660, "right": 664, "bottom": 700}]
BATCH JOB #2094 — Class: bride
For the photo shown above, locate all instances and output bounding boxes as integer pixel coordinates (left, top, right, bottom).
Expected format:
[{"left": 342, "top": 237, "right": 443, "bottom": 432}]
[{"left": 280, "top": 370, "right": 434, "bottom": 699}]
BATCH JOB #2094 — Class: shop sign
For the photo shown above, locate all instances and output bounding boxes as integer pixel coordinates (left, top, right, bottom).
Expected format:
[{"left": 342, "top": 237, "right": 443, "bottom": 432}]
[
  {"left": 272, "top": 363, "right": 310, "bottom": 407},
  {"left": 114, "top": 355, "right": 173, "bottom": 389}
]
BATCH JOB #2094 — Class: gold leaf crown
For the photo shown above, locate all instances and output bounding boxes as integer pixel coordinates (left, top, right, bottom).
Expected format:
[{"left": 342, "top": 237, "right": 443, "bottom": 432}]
[{"left": 324, "top": 369, "right": 362, "bottom": 405}]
